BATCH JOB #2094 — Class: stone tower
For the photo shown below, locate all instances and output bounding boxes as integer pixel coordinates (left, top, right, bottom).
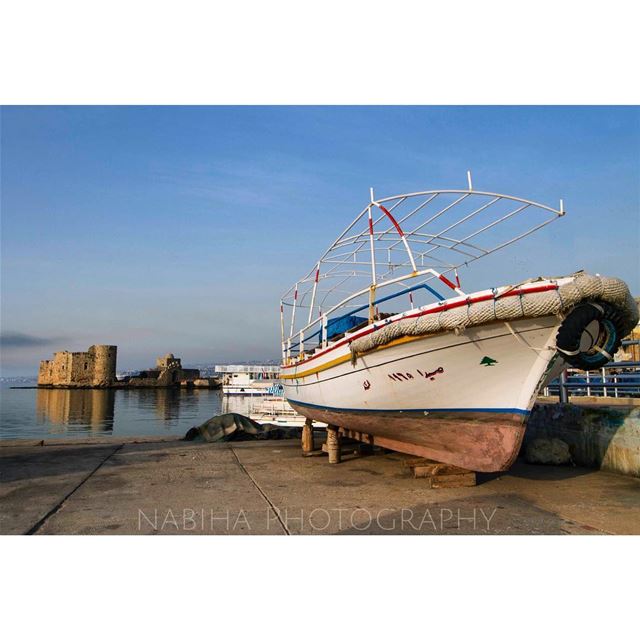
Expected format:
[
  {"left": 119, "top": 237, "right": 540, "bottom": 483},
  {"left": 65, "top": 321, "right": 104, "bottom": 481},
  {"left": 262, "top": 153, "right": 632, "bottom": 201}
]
[
  {"left": 89, "top": 345, "right": 117, "bottom": 386},
  {"left": 156, "top": 353, "right": 181, "bottom": 369}
]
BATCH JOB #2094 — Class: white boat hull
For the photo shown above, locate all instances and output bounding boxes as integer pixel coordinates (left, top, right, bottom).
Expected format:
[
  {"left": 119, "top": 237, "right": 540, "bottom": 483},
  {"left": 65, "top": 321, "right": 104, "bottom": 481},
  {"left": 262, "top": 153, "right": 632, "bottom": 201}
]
[{"left": 282, "top": 316, "right": 561, "bottom": 471}]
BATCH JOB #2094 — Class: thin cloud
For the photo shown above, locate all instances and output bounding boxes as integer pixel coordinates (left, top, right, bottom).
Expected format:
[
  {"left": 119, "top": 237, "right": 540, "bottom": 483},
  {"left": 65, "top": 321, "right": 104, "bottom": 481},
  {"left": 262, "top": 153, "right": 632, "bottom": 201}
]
[{"left": 0, "top": 332, "right": 61, "bottom": 348}]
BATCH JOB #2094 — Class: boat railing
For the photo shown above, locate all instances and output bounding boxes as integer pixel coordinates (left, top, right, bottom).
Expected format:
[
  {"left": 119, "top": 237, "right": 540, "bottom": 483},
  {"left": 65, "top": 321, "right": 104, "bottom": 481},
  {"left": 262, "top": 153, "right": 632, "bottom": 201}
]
[
  {"left": 286, "top": 281, "right": 448, "bottom": 354},
  {"left": 215, "top": 364, "right": 280, "bottom": 375},
  {"left": 542, "top": 358, "right": 640, "bottom": 401},
  {"left": 283, "top": 267, "right": 463, "bottom": 362}
]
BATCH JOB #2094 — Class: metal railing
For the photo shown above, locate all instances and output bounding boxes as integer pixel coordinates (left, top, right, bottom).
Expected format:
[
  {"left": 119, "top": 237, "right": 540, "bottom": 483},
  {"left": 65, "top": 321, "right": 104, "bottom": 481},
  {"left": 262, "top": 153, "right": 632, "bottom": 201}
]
[
  {"left": 543, "top": 357, "right": 640, "bottom": 401},
  {"left": 280, "top": 183, "right": 565, "bottom": 364}
]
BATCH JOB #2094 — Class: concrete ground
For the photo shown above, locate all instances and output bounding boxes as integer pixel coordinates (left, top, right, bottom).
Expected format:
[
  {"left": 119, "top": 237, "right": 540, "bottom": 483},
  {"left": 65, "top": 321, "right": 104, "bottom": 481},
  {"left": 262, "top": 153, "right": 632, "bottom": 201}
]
[{"left": 1, "top": 437, "right": 639, "bottom": 535}]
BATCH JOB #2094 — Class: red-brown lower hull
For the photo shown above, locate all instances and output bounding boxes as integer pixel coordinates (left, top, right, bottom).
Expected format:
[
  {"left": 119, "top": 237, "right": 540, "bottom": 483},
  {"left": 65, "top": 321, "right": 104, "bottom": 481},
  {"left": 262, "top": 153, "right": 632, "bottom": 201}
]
[{"left": 290, "top": 402, "right": 527, "bottom": 472}]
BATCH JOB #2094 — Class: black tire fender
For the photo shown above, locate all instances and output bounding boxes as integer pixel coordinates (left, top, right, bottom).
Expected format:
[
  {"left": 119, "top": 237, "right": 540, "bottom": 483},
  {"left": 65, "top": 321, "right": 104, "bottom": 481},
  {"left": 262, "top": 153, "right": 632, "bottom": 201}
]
[{"left": 556, "top": 302, "right": 623, "bottom": 370}]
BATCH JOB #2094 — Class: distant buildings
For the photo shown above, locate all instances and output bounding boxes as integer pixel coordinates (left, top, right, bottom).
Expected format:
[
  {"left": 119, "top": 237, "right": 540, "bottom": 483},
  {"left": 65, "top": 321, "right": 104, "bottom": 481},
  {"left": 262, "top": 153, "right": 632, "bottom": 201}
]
[
  {"left": 617, "top": 299, "right": 640, "bottom": 362},
  {"left": 619, "top": 323, "right": 640, "bottom": 362}
]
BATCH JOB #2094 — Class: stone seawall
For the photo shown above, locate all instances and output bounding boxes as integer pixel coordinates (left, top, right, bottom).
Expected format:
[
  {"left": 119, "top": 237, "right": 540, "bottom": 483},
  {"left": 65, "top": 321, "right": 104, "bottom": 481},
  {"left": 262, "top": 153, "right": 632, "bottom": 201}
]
[{"left": 526, "top": 402, "right": 640, "bottom": 477}]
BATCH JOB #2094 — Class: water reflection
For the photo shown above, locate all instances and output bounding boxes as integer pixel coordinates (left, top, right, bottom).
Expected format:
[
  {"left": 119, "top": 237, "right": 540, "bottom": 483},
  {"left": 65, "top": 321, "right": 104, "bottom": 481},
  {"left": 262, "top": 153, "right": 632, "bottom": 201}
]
[
  {"left": 36, "top": 388, "right": 116, "bottom": 433},
  {"left": 119, "top": 387, "right": 203, "bottom": 424},
  {"left": 222, "top": 394, "right": 254, "bottom": 415},
  {"left": 2, "top": 386, "right": 235, "bottom": 440}
]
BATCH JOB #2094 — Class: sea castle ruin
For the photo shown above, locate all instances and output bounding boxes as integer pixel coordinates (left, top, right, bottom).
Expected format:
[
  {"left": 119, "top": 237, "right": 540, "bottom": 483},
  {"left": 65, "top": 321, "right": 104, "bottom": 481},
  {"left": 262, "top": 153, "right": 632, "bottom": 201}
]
[
  {"left": 37, "top": 346, "right": 207, "bottom": 389},
  {"left": 38, "top": 345, "right": 117, "bottom": 388},
  {"left": 125, "top": 353, "right": 199, "bottom": 387}
]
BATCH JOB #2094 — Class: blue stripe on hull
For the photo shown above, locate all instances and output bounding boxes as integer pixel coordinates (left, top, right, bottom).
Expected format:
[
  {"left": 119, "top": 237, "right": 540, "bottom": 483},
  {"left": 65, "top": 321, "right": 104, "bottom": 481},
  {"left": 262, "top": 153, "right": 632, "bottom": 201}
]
[{"left": 288, "top": 398, "right": 530, "bottom": 416}]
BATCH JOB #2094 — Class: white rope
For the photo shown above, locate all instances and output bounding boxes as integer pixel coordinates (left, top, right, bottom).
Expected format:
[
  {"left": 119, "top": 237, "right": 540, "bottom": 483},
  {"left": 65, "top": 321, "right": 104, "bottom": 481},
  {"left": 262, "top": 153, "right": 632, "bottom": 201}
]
[
  {"left": 349, "top": 272, "right": 638, "bottom": 357},
  {"left": 503, "top": 321, "right": 549, "bottom": 354}
]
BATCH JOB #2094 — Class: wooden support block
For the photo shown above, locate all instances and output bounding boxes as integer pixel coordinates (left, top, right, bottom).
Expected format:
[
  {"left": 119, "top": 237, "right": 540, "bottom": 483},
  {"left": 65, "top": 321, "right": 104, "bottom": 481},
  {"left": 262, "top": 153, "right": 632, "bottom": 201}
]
[
  {"left": 405, "top": 457, "right": 476, "bottom": 487},
  {"left": 326, "top": 425, "right": 341, "bottom": 464},
  {"left": 412, "top": 463, "right": 448, "bottom": 477},
  {"left": 301, "top": 418, "right": 315, "bottom": 454},
  {"left": 404, "top": 457, "right": 444, "bottom": 469},
  {"left": 338, "top": 427, "right": 374, "bottom": 446},
  {"left": 429, "top": 473, "right": 476, "bottom": 488}
]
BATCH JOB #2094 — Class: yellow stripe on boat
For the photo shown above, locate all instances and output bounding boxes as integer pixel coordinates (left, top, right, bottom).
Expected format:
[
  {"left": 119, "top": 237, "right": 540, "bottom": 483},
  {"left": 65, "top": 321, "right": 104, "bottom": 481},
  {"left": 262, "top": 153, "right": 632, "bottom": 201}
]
[{"left": 280, "top": 333, "right": 432, "bottom": 380}]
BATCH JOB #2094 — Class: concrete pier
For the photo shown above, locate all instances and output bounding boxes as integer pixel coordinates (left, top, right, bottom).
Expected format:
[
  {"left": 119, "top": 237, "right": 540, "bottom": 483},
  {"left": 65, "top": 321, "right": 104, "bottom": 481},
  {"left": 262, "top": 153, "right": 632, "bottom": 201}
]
[
  {"left": 528, "top": 400, "right": 640, "bottom": 477},
  {"left": 1, "top": 438, "right": 638, "bottom": 535}
]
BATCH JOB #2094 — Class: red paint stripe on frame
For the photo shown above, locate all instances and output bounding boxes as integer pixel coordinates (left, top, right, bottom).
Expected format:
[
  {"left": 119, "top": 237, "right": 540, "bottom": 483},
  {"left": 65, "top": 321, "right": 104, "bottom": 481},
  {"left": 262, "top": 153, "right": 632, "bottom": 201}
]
[
  {"left": 378, "top": 204, "right": 404, "bottom": 237},
  {"left": 438, "top": 274, "right": 458, "bottom": 290}
]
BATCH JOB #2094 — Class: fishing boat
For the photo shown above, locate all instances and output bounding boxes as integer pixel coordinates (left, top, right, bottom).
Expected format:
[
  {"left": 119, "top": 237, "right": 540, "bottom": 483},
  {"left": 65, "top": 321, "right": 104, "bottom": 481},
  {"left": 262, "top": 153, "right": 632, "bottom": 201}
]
[{"left": 279, "top": 177, "right": 638, "bottom": 472}]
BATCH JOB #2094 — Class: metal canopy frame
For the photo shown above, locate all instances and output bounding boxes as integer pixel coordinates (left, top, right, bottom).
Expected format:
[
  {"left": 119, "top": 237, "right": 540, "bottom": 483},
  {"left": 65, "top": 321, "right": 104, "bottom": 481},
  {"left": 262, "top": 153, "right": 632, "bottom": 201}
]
[{"left": 281, "top": 176, "right": 564, "bottom": 363}]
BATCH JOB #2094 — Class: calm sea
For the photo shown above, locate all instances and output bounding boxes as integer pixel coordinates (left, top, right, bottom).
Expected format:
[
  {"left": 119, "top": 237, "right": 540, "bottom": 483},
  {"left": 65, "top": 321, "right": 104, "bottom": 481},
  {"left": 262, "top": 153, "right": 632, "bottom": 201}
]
[{"left": 0, "top": 387, "right": 254, "bottom": 440}]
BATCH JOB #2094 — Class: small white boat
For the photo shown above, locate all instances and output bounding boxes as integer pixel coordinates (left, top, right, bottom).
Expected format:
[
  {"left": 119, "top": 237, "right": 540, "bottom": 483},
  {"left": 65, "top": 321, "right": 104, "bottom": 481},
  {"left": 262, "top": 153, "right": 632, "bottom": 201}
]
[
  {"left": 215, "top": 365, "right": 281, "bottom": 396},
  {"left": 279, "top": 178, "right": 637, "bottom": 472},
  {"left": 222, "top": 373, "right": 273, "bottom": 396}
]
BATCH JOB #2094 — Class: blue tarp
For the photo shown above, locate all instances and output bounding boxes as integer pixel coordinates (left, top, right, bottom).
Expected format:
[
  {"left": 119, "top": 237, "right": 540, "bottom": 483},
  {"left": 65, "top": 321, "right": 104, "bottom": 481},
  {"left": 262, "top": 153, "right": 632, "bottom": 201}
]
[{"left": 325, "top": 315, "right": 367, "bottom": 340}]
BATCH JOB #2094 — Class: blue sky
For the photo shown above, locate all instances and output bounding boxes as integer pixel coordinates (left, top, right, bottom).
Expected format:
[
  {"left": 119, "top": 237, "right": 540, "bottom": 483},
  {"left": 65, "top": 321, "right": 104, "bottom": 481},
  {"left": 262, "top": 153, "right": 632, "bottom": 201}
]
[{"left": 1, "top": 106, "right": 638, "bottom": 376}]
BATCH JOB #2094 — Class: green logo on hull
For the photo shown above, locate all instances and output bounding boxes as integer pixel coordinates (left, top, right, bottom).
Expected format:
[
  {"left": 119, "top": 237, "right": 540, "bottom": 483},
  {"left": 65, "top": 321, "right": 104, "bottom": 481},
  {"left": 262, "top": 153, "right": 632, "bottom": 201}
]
[{"left": 480, "top": 356, "right": 498, "bottom": 367}]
